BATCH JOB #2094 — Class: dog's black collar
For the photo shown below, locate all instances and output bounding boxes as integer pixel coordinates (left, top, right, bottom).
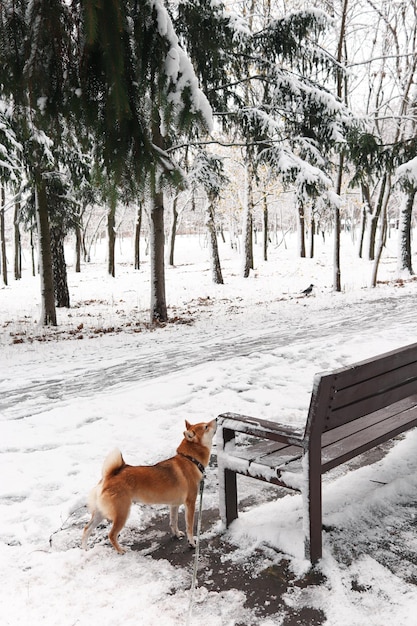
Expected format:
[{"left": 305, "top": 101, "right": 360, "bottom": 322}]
[{"left": 179, "top": 453, "right": 206, "bottom": 477}]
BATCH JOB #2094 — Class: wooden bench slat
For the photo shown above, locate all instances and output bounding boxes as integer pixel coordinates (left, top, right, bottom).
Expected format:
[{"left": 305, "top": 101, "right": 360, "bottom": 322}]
[
  {"left": 322, "top": 406, "right": 417, "bottom": 472},
  {"left": 323, "top": 342, "right": 417, "bottom": 387},
  {"left": 322, "top": 396, "right": 417, "bottom": 443},
  {"left": 331, "top": 361, "right": 417, "bottom": 407},
  {"left": 227, "top": 441, "right": 303, "bottom": 467},
  {"left": 219, "top": 413, "right": 305, "bottom": 444},
  {"left": 327, "top": 382, "right": 417, "bottom": 429},
  {"left": 229, "top": 439, "right": 293, "bottom": 460}
]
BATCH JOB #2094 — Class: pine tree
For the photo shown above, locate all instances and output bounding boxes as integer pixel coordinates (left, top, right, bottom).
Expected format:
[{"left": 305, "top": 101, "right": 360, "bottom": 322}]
[
  {"left": 190, "top": 151, "right": 229, "bottom": 284},
  {"left": 177, "top": 3, "right": 354, "bottom": 275},
  {"left": 0, "top": 0, "right": 212, "bottom": 325}
]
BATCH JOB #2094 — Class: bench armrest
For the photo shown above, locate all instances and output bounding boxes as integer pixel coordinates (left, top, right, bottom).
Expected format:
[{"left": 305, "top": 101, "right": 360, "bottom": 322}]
[{"left": 218, "top": 412, "right": 305, "bottom": 446}]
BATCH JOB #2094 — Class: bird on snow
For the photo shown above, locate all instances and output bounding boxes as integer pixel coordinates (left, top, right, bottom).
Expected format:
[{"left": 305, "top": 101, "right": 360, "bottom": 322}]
[{"left": 301, "top": 284, "right": 314, "bottom": 296}]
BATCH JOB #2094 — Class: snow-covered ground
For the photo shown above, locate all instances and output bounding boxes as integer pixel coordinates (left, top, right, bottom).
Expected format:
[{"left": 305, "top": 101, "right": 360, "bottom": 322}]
[{"left": 1, "top": 230, "right": 417, "bottom": 625}]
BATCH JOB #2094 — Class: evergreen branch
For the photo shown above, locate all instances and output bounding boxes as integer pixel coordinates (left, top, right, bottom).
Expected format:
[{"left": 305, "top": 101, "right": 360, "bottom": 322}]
[{"left": 166, "top": 137, "right": 289, "bottom": 152}]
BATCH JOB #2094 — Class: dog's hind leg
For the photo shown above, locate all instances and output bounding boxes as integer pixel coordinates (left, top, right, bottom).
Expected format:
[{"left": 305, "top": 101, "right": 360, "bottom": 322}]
[
  {"left": 82, "top": 508, "right": 105, "bottom": 550},
  {"left": 169, "top": 505, "right": 185, "bottom": 540},
  {"left": 108, "top": 503, "right": 130, "bottom": 554}
]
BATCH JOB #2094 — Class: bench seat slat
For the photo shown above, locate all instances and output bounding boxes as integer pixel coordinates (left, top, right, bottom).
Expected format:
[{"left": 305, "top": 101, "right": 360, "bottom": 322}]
[
  {"left": 226, "top": 441, "right": 302, "bottom": 467},
  {"left": 228, "top": 439, "right": 293, "bottom": 459}
]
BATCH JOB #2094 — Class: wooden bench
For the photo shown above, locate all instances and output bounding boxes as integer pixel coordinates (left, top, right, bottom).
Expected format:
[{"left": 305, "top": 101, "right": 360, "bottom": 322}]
[{"left": 217, "top": 343, "right": 417, "bottom": 563}]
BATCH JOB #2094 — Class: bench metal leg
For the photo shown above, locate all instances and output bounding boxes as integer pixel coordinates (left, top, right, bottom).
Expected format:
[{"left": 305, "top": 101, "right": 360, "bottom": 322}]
[
  {"left": 218, "top": 426, "right": 239, "bottom": 526},
  {"left": 224, "top": 468, "right": 238, "bottom": 526},
  {"left": 304, "top": 446, "right": 322, "bottom": 564}
]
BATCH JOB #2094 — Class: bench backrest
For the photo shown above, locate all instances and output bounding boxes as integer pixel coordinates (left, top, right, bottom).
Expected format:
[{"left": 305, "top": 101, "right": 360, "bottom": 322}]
[{"left": 305, "top": 342, "right": 417, "bottom": 439}]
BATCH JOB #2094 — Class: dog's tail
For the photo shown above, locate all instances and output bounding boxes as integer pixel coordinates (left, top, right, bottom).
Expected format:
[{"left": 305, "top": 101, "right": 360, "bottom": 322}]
[{"left": 102, "top": 448, "right": 125, "bottom": 479}]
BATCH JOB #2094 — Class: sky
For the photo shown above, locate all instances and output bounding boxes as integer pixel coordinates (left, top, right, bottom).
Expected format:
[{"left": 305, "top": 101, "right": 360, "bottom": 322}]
[{"left": 1, "top": 230, "right": 417, "bottom": 625}]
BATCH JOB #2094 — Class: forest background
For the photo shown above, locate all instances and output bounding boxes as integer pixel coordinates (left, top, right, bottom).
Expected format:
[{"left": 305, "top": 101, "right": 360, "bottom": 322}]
[{"left": 1, "top": 0, "right": 417, "bottom": 326}]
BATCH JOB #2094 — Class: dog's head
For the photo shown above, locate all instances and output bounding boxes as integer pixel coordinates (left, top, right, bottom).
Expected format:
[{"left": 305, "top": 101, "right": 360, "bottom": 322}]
[{"left": 184, "top": 419, "right": 217, "bottom": 449}]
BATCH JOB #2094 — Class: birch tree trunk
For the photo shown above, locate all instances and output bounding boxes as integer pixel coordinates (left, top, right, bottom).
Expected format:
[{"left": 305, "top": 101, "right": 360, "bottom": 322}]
[
  {"left": 297, "top": 197, "right": 306, "bottom": 258},
  {"left": 206, "top": 197, "right": 223, "bottom": 284},
  {"left": 242, "top": 162, "right": 254, "bottom": 278},
  {"left": 333, "top": 0, "right": 349, "bottom": 292},
  {"left": 397, "top": 188, "right": 416, "bottom": 276},
  {"left": 334, "top": 156, "right": 343, "bottom": 292}
]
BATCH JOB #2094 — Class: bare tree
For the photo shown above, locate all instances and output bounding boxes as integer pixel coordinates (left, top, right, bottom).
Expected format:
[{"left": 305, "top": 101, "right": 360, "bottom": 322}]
[{"left": 358, "top": 0, "right": 417, "bottom": 278}]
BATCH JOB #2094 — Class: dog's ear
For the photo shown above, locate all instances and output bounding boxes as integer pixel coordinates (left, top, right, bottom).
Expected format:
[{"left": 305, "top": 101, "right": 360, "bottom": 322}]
[{"left": 184, "top": 421, "right": 195, "bottom": 441}]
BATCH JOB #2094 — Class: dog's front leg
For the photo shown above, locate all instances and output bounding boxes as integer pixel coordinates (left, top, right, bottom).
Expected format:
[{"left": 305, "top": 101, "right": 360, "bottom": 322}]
[
  {"left": 169, "top": 505, "right": 185, "bottom": 540},
  {"left": 184, "top": 497, "right": 197, "bottom": 548}
]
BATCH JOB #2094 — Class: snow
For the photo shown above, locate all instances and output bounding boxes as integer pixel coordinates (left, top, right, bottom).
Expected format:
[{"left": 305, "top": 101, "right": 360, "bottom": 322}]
[
  {"left": 396, "top": 156, "right": 417, "bottom": 186},
  {"left": 2, "top": 230, "right": 417, "bottom": 625},
  {"left": 151, "top": 0, "right": 213, "bottom": 131}
]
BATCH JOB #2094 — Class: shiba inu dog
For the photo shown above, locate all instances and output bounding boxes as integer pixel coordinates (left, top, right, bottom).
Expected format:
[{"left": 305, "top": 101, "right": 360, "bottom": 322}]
[{"left": 82, "top": 419, "right": 216, "bottom": 553}]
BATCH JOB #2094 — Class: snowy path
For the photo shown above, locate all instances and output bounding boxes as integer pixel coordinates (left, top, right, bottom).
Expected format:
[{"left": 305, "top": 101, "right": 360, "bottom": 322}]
[{"left": 1, "top": 291, "right": 415, "bottom": 423}]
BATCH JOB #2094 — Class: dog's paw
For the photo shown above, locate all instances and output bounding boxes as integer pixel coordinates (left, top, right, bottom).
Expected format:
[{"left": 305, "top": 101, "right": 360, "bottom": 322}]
[
  {"left": 172, "top": 530, "right": 185, "bottom": 541},
  {"left": 187, "top": 538, "right": 196, "bottom": 549}
]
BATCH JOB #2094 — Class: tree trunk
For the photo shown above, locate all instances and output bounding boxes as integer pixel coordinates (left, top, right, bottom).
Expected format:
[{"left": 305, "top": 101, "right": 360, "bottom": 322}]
[
  {"left": 14, "top": 195, "right": 22, "bottom": 280},
  {"left": 74, "top": 223, "right": 82, "bottom": 273},
  {"left": 333, "top": 0, "right": 348, "bottom": 292},
  {"left": 297, "top": 197, "right": 306, "bottom": 258},
  {"left": 168, "top": 196, "right": 179, "bottom": 266},
  {"left": 334, "top": 203, "right": 341, "bottom": 291},
  {"left": 1, "top": 186, "right": 7, "bottom": 286},
  {"left": 134, "top": 202, "right": 142, "bottom": 270},
  {"left": 150, "top": 112, "right": 168, "bottom": 324},
  {"left": 367, "top": 175, "right": 387, "bottom": 261},
  {"left": 397, "top": 188, "right": 416, "bottom": 276},
  {"left": 358, "top": 204, "right": 367, "bottom": 259},
  {"left": 242, "top": 163, "right": 254, "bottom": 277},
  {"left": 35, "top": 172, "right": 57, "bottom": 326},
  {"left": 263, "top": 194, "right": 268, "bottom": 261},
  {"left": 309, "top": 214, "right": 315, "bottom": 259},
  {"left": 107, "top": 197, "right": 116, "bottom": 277},
  {"left": 150, "top": 187, "right": 167, "bottom": 323},
  {"left": 30, "top": 227, "right": 36, "bottom": 277},
  {"left": 371, "top": 178, "right": 390, "bottom": 287},
  {"left": 206, "top": 197, "right": 223, "bottom": 284},
  {"left": 50, "top": 226, "right": 70, "bottom": 307}
]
